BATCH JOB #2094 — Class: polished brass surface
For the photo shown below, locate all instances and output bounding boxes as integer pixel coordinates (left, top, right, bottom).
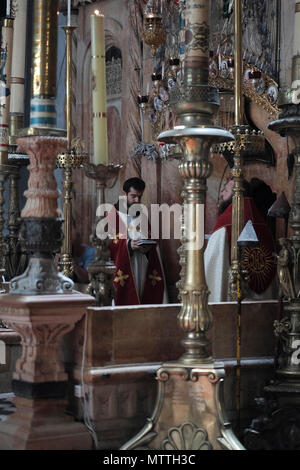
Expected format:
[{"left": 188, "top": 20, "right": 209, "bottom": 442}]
[
  {"left": 17, "top": 126, "right": 66, "bottom": 137},
  {"left": 121, "top": 363, "right": 245, "bottom": 450},
  {"left": 230, "top": 0, "right": 245, "bottom": 301},
  {"left": 56, "top": 151, "right": 88, "bottom": 278},
  {"left": 234, "top": 0, "right": 242, "bottom": 126},
  {"left": 158, "top": 0, "right": 234, "bottom": 365},
  {"left": 142, "top": 16, "right": 166, "bottom": 56},
  {"left": 3, "top": 19, "right": 14, "bottom": 28},
  {"left": 63, "top": 26, "right": 77, "bottom": 150},
  {"left": 32, "top": 0, "right": 58, "bottom": 98},
  {"left": 9, "top": 114, "right": 24, "bottom": 149},
  {"left": 121, "top": 0, "right": 243, "bottom": 451},
  {"left": 213, "top": 2, "right": 267, "bottom": 301},
  {"left": 56, "top": 25, "right": 83, "bottom": 279},
  {"left": 209, "top": 59, "right": 279, "bottom": 118}
]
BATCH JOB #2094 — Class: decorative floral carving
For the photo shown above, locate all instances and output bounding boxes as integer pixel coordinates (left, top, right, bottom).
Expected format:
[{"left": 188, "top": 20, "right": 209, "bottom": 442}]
[{"left": 162, "top": 422, "right": 212, "bottom": 450}]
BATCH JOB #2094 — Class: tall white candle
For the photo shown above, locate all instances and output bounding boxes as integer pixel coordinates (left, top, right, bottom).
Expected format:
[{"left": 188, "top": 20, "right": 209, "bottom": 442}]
[
  {"left": 0, "top": 19, "right": 13, "bottom": 163},
  {"left": 90, "top": 11, "right": 108, "bottom": 165},
  {"left": 67, "top": 0, "right": 71, "bottom": 26},
  {"left": 6, "top": 0, "right": 10, "bottom": 17},
  {"left": 10, "top": 0, "right": 28, "bottom": 115}
]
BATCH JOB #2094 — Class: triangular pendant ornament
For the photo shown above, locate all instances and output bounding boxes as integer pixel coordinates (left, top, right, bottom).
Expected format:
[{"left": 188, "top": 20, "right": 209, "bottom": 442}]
[{"left": 237, "top": 220, "right": 259, "bottom": 247}]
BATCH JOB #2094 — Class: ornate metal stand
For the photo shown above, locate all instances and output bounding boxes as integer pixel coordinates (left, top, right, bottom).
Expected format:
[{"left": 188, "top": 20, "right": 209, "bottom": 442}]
[
  {"left": 84, "top": 162, "right": 122, "bottom": 306},
  {"left": 56, "top": 25, "right": 88, "bottom": 279},
  {"left": 121, "top": 0, "right": 244, "bottom": 451},
  {"left": 4, "top": 154, "right": 30, "bottom": 281},
  {"left": 214, "top": 0, "right": 265, "bottom": 301},
  {"left": 244, "top": 101, "right": 300, "bottom": 449},
  {"left": 9, "top": 136, "right": 73, "bottom": 295}
]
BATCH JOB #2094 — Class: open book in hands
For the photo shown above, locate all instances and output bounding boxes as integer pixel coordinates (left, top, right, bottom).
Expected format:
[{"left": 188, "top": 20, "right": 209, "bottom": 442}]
[{"left": 137, "top": 239, "right": 157, "bottom": 246}]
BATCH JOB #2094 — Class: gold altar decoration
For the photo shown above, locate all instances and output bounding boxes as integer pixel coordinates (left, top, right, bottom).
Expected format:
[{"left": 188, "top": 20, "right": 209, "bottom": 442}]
[
  {"left": 32, "top": 0, "right": 57, "bottom": 99},
  {"left": 122, "top": 0, "right": 244, "bottom": 451},
  {"left": 209, "top": 59, "right": 279, "bottom": 119},
  {"left": 142, "top": 0, "right": 166, "bottom": 56},
  {"left": 213, "top": 0, "right": 266, "bottom": 301}
]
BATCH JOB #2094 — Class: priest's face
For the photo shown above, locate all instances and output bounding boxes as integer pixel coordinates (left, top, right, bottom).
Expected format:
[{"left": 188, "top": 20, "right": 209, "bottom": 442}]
[
  {"left": 126, "top": 187, "right": 144, "bottom": 207},
  {"left": 218, "top": 179, "right": 234, "bottom": 216},
  {"left": 220, "top": 179, "right": 234, "bottom": 202}
]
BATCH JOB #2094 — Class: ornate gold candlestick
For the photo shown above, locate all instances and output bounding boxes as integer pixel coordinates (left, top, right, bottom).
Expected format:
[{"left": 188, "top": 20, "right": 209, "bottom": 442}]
[
  {"left": 56, "top": 25, "right": 88, "bottom": 278},
  {"left": 121, "top": 0, "right": 244, "bottom": 451},
  {"left": 84, "top": 162, "right": 122, "bottom": 306},
  {"left": 214, "top": 0, "right": 265, "bottom": 301}
]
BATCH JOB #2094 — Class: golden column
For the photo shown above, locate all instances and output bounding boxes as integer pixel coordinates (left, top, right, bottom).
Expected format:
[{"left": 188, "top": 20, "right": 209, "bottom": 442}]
[
  {"left": 229, "top": 0, "right": 245, "bottom": 300},
  {"left": 121, "top": 0, "right": 244, "bottom": 451},
  {"left": 214, "top": 0, "right": 265, "bottom": 300}
]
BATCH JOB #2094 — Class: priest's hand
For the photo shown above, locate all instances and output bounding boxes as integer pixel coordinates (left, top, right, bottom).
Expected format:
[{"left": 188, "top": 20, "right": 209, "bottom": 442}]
[{"left": 130, "top": 239, "right": 151, "bottom": 254}]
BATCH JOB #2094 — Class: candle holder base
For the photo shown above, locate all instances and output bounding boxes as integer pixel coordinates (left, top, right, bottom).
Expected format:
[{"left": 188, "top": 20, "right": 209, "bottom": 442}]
[
  {"left": 121, "top": 361, "right": 245, "bottom": 450},
  {"left": 9, "top": 218, "right": 74, "bottom": 295},
  {"left": 86, "top": 237, "right": 115, "bottom": 306},
  {"left": 84, "top": 162, "right": 123, "bottom": 306}
]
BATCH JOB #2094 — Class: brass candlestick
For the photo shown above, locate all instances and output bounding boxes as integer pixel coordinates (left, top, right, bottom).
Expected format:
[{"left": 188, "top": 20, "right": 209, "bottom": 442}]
[
  {"left": 84, "top": 162, "right": 122, "bottom": 306},
  {"left": 121, "top": 0, "right": 244, "bottom": 451},
  {"left": 56, "top": 25, "right": 88, "bottom": 279},
  {"left": 214, "top": 0, "right": 265, "bottom": 301}
]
